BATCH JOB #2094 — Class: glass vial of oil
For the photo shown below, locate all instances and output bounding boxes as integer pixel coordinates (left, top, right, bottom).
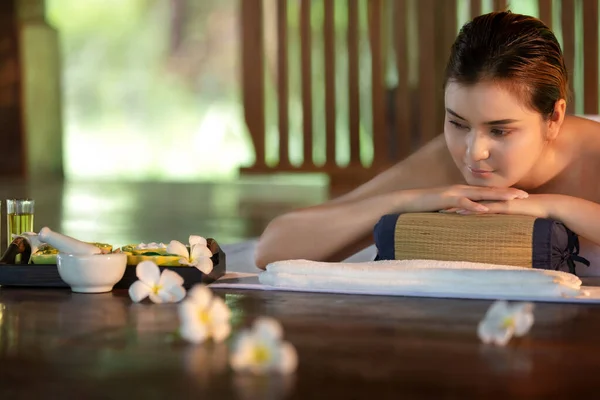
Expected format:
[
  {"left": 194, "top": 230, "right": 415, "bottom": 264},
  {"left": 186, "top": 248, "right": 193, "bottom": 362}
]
[{"left": 6, "top": 199, "right": 35, "bottom": 248}]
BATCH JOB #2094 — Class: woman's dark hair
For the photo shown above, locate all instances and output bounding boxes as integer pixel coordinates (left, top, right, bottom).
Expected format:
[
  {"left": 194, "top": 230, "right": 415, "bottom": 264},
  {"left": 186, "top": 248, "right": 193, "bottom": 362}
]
[{"left": 445, "top": 11, "right": 568, "bottom": 119}]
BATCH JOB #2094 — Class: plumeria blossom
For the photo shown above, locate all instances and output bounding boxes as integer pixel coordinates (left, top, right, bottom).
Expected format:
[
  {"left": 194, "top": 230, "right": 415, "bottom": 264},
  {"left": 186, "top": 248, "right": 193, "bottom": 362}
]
[
  {"left": 129, "top": 260, "right": 186, "bottom": 303},
  {"left": 477, "top": 300, "right": 535, "bottom": 346},
  {"left": 230, "top": 317, "right": 298, "bottom": 375},
  {"left": 178, "top": 284, "right": 232, "bottom": 344},
  {"left": 167, "top": 235, "right": 213, "bottom": 274}
]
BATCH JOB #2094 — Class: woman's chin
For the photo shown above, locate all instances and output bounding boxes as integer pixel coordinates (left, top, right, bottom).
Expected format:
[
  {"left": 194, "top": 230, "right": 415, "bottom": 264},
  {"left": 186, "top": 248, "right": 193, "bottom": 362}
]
[{"left": 463, "top": 173, "right": 508, "bottom": 188}]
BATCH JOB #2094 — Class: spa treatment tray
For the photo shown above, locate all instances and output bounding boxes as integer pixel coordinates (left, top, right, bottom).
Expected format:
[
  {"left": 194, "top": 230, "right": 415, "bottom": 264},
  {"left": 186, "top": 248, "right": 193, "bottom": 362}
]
[{"left": 0, "top": 238, "right": 226, "bottom": 289}]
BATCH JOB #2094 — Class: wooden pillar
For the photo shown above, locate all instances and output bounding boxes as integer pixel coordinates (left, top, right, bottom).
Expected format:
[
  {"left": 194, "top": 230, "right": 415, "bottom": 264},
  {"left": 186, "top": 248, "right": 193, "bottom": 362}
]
[
  {"left": 0, "top": 0, "right": 26, "bottom": 178},
  {"left": 18, "top": 0, "right": 64, "bottom": 180},
  {"left": 0, "top": 0, "right": 63, "bottom": 180}
]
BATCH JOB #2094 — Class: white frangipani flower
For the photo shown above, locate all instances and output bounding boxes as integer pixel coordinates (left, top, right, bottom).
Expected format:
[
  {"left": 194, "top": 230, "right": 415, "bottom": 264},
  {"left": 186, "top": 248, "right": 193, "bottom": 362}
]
[
  {"left": 167, "top": 235, "right": 213, "bottom": 274},
  {"left": 478, "top": 300, "right": 535, "bottom": 346},
  {"left": 129, "top": 260, "right": 186, "bottom": 303},
  {"left": 230, "top": 317, "right": 298, "bottom": 375},
  {"left": 178, "top": 284, "right": 231, "bottom": 344}
]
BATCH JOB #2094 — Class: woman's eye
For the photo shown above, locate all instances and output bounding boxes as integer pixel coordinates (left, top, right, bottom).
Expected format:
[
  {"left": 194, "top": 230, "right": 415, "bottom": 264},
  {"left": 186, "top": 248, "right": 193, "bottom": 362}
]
[
  {"left": 490, "top": 128, "right": 509, "bottom": 137},
  {"left": 449, "top": 121, "right": 469, "bottom": 130}
]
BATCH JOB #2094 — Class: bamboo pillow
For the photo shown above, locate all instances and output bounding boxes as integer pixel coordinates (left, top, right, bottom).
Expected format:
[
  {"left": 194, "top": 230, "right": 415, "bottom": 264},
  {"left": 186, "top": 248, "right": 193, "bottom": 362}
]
[{"left": 373, "top": 213, "right": 589, "bottom": 274}]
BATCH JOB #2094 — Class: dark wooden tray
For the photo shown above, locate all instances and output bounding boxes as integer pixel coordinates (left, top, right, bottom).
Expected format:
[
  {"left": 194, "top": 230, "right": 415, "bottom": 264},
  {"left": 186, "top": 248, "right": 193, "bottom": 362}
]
[{"left": 0, "top": 238, "right": 226, "bottom": 289}]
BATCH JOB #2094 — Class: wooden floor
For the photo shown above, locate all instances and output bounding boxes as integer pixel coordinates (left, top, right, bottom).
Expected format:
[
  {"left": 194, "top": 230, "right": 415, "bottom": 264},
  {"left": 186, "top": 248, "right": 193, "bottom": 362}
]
[
  {"left": 2, "top": 178, "right": 600, "bottom": 398},
  {"left": 2, "top": 288, "right": 600, "bottom": 398}
]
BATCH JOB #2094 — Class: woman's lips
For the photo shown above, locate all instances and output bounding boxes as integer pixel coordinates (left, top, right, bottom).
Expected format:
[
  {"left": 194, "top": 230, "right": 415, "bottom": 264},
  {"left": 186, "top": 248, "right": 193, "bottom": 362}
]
[{"left": 467, "top": 166, "right": 494, "bottom": 177}]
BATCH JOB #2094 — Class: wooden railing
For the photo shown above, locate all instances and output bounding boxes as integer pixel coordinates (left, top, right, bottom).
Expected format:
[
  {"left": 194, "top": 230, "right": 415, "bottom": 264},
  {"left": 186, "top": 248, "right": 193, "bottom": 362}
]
[{"left": 240, "top": 0, "right": 600, "bottom": 188}]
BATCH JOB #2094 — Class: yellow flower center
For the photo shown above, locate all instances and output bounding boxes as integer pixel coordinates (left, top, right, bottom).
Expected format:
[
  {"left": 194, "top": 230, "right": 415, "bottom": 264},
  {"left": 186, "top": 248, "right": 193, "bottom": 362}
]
[
  {"left": 252, "top": 344, "right": 271, "bottom": 365},
  {"left": 198, "top": 310, "right": 211, "bottom": 325},
  {"left": 501, "top": 316, "right": 515, "bottom": 329},
  {"left": 151, "top": 285, "right": 163, "bottom": 295}
]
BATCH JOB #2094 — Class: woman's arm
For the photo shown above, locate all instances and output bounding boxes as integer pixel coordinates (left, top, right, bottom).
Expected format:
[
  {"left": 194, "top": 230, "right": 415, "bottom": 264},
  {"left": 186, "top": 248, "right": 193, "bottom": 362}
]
[
  {"left": 255, "top": 186, "right": 529, "bottom": 269},
  {"left": 462, "top": 194, "right": 600, "bottom": 246},
  {"left": 547, "top": 195, "right": 600, "bottom": 246},
  {"left": 255, "top": 191, "right": 412, "bottom": 269},
  {"left": 255, "top": 135, "right": 457, "bottom": 268}
]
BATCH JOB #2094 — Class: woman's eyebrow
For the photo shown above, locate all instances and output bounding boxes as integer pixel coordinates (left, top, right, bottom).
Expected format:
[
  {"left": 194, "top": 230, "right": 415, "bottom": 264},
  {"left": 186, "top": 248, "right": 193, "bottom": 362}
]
[
  {"left": 446, "top": 108, "right": 519, "bottom": 125},
  {"left": 483, "top": 118, "right": 520, "bottom": 125},
  {"left": 446, "top": 108, "right": 467, "bottom": 120}
]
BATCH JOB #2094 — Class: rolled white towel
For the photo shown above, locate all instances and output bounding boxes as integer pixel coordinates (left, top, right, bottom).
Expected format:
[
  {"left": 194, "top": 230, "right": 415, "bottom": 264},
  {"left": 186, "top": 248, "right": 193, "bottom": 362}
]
[{"left": 259, "top": 259, "right": 584, "bottom": 298}]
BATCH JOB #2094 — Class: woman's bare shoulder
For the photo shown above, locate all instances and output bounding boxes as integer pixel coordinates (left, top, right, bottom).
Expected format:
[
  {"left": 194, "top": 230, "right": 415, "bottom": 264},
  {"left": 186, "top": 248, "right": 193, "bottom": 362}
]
[
  {"left": 562, "top": 115, "right": 600, "bottom": 153},
  {"left": 564, "top": 114, "right": 600, "bottom": 133},
  {"left": 548, "top": 115, "right": 600, "bottom": 200}
]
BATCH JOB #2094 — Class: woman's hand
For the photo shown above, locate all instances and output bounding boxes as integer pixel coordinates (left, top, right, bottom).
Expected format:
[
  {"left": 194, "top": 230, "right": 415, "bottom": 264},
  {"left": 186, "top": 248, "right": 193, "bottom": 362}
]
[
  {"left": 402, "top": 185, "right": 529, "bottom": 214},
  {"left": 449, "top": 194, "right": 551, "bottom": 219}
]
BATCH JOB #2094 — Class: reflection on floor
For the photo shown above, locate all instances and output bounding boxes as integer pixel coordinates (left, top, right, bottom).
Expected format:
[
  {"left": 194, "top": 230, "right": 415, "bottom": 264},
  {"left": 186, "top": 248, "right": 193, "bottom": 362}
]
[{"left": 0, "top": 178, "right": 329, "bottom": 253}]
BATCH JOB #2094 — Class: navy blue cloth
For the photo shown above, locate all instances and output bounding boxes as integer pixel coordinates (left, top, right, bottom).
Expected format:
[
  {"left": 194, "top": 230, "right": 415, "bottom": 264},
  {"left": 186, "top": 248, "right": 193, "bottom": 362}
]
[
  {"left": 372, "top": 213, "right": 398, "bottom": 261},
  {"left": 532, "top": 218, "right": 589, "bottom": 274},
  {"left": 373, "top": 213, "right": 590, "bottom": 275}
]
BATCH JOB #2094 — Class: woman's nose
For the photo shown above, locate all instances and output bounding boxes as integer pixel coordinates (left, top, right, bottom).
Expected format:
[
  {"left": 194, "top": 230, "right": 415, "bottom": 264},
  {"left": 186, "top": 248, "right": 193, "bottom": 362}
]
[{"left": 466, "top": 131, "right": 490, "bottom": 161}]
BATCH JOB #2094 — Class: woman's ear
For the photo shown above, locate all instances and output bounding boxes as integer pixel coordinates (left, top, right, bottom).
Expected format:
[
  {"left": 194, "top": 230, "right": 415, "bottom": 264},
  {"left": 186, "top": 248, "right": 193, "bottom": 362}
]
[{"left": 546, "top": 99, "right": 566, "bottom": 141}]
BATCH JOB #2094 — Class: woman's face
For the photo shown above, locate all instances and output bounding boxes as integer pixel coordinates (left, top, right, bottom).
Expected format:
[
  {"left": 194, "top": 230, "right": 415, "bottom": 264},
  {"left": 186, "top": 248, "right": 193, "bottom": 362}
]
[{"left": 444, "top": 81, "right": 548, "bottom": 188}]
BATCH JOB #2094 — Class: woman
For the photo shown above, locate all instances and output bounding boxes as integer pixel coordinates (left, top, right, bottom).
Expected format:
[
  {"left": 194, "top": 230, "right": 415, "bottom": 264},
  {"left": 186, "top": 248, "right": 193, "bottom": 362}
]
[{"left": 255, "top": 11, "right": 600, "bottom": 273}]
